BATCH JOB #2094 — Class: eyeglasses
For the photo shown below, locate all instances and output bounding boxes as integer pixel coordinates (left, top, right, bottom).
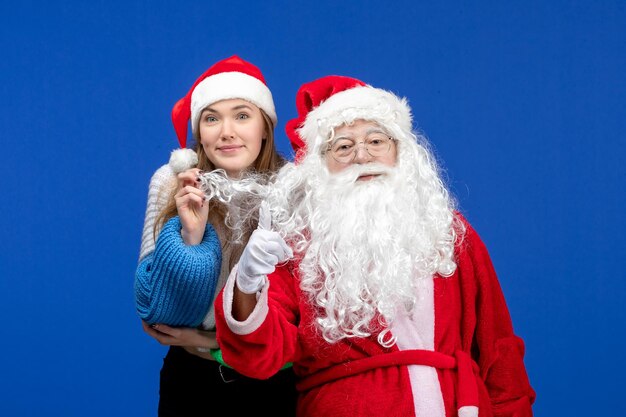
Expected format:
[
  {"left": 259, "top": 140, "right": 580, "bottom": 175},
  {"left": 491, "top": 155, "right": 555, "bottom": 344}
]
[{"left": 326, "top": 133, "right": 395, "bottom": 164}]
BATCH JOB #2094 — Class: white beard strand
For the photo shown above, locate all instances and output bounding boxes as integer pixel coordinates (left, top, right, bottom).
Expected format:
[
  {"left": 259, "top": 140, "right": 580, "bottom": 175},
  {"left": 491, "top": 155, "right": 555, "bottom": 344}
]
[{"left": 198, "top": 169, "right": 270, "bottom": 243}]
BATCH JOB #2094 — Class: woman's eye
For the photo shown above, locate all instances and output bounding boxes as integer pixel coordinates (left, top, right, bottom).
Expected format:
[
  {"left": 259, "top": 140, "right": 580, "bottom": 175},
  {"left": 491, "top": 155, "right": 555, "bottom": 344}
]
[
  {"left": 204, "top": 115, "right": 218, "bottom": 123},
  {"left": 236, "top": 113, "right": 250, "bottom": 120}
]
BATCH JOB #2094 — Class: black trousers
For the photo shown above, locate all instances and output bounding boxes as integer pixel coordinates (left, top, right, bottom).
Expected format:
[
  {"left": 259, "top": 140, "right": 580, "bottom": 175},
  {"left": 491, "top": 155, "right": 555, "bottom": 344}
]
[{"left": 158, "top": 346, "right": 298, "bottom": 417}]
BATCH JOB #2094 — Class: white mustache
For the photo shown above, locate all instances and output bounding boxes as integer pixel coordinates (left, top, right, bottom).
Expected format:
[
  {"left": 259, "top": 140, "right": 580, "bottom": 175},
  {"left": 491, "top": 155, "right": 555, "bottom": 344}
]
[{"left": 329, "top": 163, "right": 395, "bottom": 185}]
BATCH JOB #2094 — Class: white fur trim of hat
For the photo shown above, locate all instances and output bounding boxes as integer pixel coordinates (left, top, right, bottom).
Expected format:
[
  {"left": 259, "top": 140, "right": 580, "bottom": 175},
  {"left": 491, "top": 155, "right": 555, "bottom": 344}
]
[
  {"left": 190, "top": 71, "right": 277, "bottom": 139},
  {"left": 297, "top": 85, "right": 413, "bottom": 155}
]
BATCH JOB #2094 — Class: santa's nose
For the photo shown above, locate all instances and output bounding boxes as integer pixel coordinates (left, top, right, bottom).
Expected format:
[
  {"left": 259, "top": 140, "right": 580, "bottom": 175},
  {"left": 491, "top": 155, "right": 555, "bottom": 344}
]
[{"left": 353, "top": 145, "right": 373, "bottom": 163}]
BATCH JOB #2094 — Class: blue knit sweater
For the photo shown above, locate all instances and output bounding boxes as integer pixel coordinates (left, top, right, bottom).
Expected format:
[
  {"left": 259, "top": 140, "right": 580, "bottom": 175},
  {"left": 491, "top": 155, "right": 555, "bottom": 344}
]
[{"left": 134, "top": 216, "right": 222, "bottom": 327}]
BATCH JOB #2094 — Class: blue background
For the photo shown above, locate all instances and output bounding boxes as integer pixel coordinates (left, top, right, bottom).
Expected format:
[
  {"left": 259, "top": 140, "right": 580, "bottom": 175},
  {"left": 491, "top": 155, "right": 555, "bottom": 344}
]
[{"left": 1, "top": 1, "right": 624, "bottom": 415}]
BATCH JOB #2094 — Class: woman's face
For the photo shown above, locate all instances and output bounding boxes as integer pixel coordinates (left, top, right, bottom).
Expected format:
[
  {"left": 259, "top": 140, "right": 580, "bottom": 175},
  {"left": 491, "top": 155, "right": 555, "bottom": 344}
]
[{"left": 198, "top": 99, "right": 266, "bottom": 178}]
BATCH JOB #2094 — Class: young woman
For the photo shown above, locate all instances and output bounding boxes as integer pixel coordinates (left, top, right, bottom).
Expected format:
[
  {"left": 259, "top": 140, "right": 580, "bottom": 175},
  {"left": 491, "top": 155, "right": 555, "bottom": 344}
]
[{"left": 135, "top": 55, "right": 296, "bottom": 417}]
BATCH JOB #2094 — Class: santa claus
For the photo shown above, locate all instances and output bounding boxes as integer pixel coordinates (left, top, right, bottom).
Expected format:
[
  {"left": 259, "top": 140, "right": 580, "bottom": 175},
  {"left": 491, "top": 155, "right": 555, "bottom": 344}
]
[{"left": 214, "top": 75, "right": 536, "bottom": 417}]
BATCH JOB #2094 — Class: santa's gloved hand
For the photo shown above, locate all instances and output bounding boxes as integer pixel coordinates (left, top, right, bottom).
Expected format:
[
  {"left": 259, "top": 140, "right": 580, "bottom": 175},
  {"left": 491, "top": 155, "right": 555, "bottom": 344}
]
[{"left": 236, "top": 202, "right": 293, "bottom": 294}]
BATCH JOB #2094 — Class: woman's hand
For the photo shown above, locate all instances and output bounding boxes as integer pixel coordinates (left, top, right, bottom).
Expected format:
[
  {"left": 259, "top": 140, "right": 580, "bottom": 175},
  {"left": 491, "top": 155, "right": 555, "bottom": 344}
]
[
  {"left": 142, "top": 321, "right": 219, "bottom": 360},
  {"left": 174, "top": 168, "right": 209, "bottom": 245},
  {"left": 142, "top": 321, "right": 218, "bottom": 349}
]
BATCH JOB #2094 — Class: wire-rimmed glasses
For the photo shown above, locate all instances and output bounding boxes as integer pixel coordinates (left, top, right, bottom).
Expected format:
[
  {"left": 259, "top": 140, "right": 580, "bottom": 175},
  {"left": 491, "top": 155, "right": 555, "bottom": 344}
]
[{"left": 326, "top": 133, "right": 395, "bottom": 164}]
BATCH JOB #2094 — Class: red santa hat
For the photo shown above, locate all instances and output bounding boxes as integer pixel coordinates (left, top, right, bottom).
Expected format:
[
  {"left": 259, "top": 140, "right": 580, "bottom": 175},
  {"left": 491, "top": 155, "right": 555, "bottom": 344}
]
[
  {"left": 168, "top": 55, "right": 277, "bottom": 172},
  {"left": 285, "top": 75, "right": 413, "bottom": 163}
]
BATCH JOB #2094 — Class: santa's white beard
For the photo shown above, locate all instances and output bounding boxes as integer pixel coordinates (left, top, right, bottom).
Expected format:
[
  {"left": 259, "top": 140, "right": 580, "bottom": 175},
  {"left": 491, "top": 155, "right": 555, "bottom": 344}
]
[
  {"left": 295, "top": 162, "right": 454, "bottom": 347},
  {"left": 202, "top": 141, "right": 460, "bottom": 347}
]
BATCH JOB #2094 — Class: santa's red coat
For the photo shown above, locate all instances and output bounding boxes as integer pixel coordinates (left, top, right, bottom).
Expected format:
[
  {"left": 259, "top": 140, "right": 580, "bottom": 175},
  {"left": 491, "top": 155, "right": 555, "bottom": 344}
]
[{"left": 215, "top": 216, "right": 535, "bottom": 417}]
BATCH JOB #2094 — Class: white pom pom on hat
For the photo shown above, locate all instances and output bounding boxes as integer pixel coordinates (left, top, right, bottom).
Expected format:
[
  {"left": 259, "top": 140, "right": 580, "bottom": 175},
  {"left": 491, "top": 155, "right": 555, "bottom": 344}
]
[{"left": 169, "top": 148, "right": 198, "bottom": 174}]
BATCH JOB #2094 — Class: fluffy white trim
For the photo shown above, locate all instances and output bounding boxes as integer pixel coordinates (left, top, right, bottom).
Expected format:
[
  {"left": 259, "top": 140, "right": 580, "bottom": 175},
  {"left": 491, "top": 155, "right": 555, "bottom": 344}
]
[
  {"left": 298, "top": 85, "right": 413, "bottom": 154},
  {"left": 169, "top": 148, "right": 198, "bottom": 173},
  {"left": 190, "top": 71, "right": 277, "bottom": 136},
  {"left": 223, "top": 264, "right": 269, "bottom": 335},
  {"left": 458, "top": 405, "right": 478, "bottom": 417}
]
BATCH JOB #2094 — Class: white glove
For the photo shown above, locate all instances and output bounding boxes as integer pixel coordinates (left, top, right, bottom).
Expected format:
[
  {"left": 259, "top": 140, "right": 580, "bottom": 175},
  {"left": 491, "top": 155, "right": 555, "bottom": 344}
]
[{"left": 236, "top": 202, "right": 293, "bottom": 294}]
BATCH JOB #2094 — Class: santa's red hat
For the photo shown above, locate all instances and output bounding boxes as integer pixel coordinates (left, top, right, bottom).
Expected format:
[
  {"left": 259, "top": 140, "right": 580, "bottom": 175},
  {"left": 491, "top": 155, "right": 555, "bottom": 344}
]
[
  {"left": 168, "top": 55, "right": 277, "bottom": 172},
  {"left": 285, "top": 75, "right": 413, "bottom": 163}
]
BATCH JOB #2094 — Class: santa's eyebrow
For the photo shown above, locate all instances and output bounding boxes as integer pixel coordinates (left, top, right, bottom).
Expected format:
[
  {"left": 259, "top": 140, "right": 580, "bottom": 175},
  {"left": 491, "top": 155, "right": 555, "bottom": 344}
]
[{"left": 334, "top": 128, "right": 388, "bottom": 141}]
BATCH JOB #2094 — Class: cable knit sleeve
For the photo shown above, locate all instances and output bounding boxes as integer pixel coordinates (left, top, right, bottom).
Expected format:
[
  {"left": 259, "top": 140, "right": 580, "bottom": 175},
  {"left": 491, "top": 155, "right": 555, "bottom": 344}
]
[
  {"left": 134, "top": 216, "right": 222, "bottom": 327},
  {"left": 138, "top": 164, "right": 176, "bottom": 262}
]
